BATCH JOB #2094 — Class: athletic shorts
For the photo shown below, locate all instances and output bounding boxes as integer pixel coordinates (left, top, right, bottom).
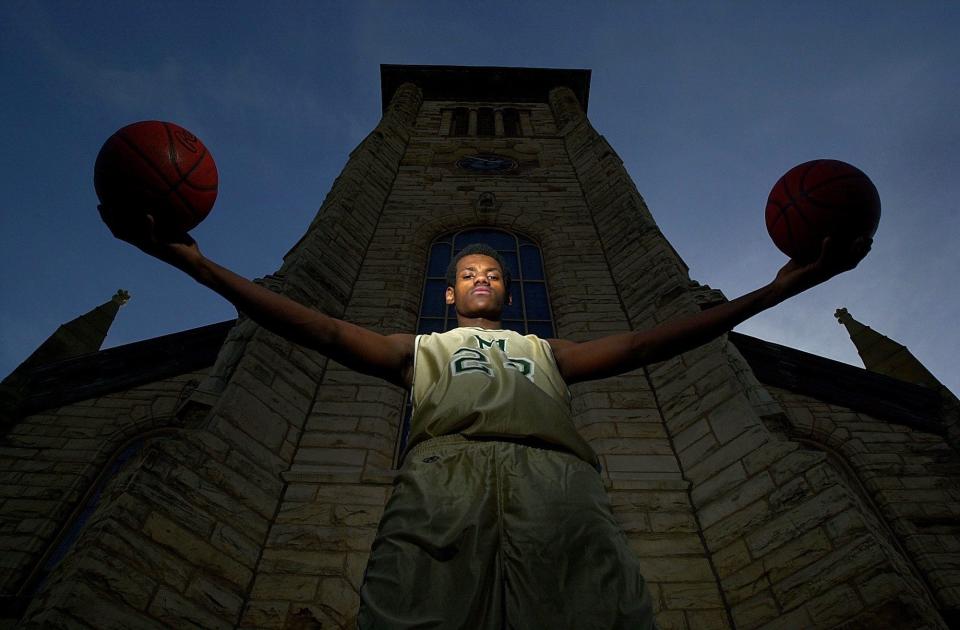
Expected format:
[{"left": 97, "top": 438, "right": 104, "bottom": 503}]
[{"left": 358, "top": 435, "right": 657, "bottom": 629}]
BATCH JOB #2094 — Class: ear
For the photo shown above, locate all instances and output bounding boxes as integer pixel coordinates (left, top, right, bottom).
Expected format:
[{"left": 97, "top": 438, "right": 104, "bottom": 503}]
[{"left": 445, "top": 286, "right": 455, "bottom": 305}]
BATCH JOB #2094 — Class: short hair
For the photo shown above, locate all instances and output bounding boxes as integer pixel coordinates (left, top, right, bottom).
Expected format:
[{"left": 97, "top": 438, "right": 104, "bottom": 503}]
[{"left": 445, "top": 244, "right": 512, "bottom": 294}]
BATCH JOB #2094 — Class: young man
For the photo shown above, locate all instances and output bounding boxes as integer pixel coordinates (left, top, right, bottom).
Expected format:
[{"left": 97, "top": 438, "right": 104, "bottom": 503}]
[{"left": 100, "top": 207, "right": 870, "bottom": 628}]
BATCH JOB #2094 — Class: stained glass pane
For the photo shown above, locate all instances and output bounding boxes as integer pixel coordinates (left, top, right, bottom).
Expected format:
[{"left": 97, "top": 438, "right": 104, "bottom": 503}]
[
  {"left": 520, "top": 245, "right": 544, "bottom": 280},
  {"left": 422, "top": 280, "right": 448, "bottom": 317},
  {"left": 419, "top": 318, "right": 444, "bottom": 334},
  {"left": 428, "top": 242, "right": 451, "bottom": 276},
  {"left": 504, "top": 320, "right": 525, "bottom": 334},
  {"left": 527, "top": 321, "right": 555, "bottom": 339},
  {"left": 455, "top": 229, "right": 515, "bottom": 251},
  {"left": 524, "top": 283, "right": 551, "bottom": 320},
  {"left": 500, "top": 251, "right": 519, "bottom": 278},
  {"left": 502, "top": 294, "right": 523, "bottom": 320}
]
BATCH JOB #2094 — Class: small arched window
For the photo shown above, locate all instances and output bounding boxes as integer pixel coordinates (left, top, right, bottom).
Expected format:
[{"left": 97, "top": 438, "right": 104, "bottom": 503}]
[
  {"left": 451, "top": 108, "right": 469, "bottom": 136},
  {"left": 502, "top": 108, "right": 521, "bottom": 137},
  {"left": 477, "top": 108, "right": 495, "bottom": 137}
]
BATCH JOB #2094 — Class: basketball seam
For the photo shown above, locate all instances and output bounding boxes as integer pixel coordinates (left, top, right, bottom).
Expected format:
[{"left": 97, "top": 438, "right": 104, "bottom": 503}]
[
  {"left": 115, "top": 131, "right": 178, "bottom": 190},
  {"left": 161, "top": 122, "right": 205, "bottom": 218}
]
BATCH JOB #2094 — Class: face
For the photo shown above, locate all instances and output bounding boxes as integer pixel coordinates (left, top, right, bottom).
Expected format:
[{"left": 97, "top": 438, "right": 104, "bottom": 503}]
[{"left": 446, "top": 254, "right": 511, "bottom": 320}]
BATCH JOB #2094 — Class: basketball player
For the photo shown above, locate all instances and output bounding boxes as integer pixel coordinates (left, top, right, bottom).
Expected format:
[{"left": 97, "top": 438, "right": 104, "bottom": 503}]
[{"left": 100, "top": 206, "right": 870, "bottom": 628}]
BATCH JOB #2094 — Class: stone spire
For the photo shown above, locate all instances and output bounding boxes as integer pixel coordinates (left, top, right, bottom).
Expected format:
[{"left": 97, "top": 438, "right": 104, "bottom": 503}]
[
  {"left": 834, "top": 307, "right": 941, "bottom": 389},
  {"left": 1, "top": 291, "right": 129, "bottom": 425},
  {"left": 14, "top": 290, "right": 130, "bottom": 373}
]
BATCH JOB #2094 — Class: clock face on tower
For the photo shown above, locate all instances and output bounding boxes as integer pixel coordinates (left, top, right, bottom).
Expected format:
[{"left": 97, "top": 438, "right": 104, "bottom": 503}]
[{"left": 455, "top": 154, "right": 518, "bottom": 172}]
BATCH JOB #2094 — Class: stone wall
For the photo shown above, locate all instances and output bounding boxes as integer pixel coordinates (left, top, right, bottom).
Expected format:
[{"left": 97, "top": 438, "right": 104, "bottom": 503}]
[
  {"left": 0, "top": 368, "right": 207, "bottom": 624},
  {"left": 768, "top": 385, "right": 960, "bottom": 626}
]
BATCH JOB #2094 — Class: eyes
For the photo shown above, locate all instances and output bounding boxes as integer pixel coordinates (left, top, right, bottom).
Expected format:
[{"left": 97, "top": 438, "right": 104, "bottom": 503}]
[{"left": 461, "top": 271, "right": 500, "bottom": 282}]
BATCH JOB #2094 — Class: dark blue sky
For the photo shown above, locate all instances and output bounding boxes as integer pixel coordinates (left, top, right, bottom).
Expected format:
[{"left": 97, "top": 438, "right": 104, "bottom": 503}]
[{"left": 2, "top": 2, "right": 957, "bottom": 394}]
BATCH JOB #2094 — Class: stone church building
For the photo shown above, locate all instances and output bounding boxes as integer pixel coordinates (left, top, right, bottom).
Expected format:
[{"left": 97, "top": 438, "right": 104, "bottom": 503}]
[{"left": 1, "top": 65, "right": 958, "bottom": 629}]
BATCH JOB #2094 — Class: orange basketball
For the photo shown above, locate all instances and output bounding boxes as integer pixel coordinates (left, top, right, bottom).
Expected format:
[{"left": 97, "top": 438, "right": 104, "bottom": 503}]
[
  {"left": 94, "top": 121, "right": 218, "bottom": 233},
  {"left": 765, "top": 159, "right": 880, "bottom": 262}
]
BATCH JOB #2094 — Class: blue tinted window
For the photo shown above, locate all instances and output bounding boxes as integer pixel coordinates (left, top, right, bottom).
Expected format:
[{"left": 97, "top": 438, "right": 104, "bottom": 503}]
[
  {"left": 428, "top": 243, "right": 451, "bottom": 276},
  {"left": 455, "top": 229, "right": 516, "bottom": 251},
  {"left": 422, "top": 280, "right": 448, "bottom": 317},
  {"left": 401, "top": 228, "right": 556, "bottom": 465},
  {"left": 503, "top": 320, "right": 525, "bottom": 334},
  {"left": 502, "top": 294, "right": 523, "bottom": 320},
  {"left": 500, "top": 251, "right": 520, "bottom": 279},
  {"left": 520, "top": 245, "right": 544, "bottom": 280},
  {"left": 524, "top": 283, "right": 551, "bottom": 320},
  {"left": 527, "top": 321, "right": 555, "bottom": 339}
]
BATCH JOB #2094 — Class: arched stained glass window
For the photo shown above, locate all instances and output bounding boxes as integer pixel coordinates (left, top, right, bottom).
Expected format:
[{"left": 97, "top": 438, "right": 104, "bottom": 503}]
[
  {"left": 417, "top": 228, "right": 554, "bottom": 338},
  {"left": 451, "top": 107, "right": 469, "bottom": 136},
  {"left": 396, "top": 229, "right": 555, "bottom": 463},
  {"left": 502, "top": 108, "right": 521, "bottom": 137}
]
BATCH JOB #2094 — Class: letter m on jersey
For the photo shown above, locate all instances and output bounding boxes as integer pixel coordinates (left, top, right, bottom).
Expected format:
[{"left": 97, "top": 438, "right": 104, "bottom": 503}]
[{"left": 474, "top": 336, "right": 507, "bottom": 352}]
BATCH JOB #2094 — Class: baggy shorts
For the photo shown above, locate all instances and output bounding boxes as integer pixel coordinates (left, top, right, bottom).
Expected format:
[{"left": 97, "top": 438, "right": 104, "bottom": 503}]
[{"left": 358, "top": 436, "right": 657, "bottom": 629}]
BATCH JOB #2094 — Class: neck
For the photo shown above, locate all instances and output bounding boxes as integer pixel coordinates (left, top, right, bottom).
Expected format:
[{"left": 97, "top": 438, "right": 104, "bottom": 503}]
[{"left": 456, "top": 316, "right": 502, "bottom": 329}]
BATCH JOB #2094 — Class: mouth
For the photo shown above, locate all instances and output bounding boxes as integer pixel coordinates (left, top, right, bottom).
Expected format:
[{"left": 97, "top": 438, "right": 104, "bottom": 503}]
[{"left": 472, "top": 288, "right": 492, "bottom": 296}]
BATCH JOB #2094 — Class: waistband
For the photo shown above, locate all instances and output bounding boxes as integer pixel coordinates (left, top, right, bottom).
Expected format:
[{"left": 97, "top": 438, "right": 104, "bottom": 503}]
[{"left": 408, "top": 433, "right": 601, "bottom": 472}]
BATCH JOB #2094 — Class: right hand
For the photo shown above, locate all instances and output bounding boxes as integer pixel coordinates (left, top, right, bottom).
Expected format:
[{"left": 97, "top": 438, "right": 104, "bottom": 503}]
[{"left": 98, "top": 205, "right": 203, "bottom": 271}]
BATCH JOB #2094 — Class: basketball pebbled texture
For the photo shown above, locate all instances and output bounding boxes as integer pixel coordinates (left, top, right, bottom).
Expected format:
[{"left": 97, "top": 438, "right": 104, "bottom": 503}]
[
  {"left": 765, "top": 159, "right": 880, "bottom": 262},
  {"left": 94, "top": 121, "right": 218, "bottom": 232}
]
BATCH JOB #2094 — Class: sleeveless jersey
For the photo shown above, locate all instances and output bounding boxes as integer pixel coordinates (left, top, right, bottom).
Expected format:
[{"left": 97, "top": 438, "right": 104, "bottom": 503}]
[{"left": 408, "top": 327, "right": 598, "bottom": 467}]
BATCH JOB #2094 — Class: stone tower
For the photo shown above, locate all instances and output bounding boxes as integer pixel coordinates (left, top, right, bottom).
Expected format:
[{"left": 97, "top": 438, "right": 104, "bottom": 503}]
[{"left": 2, "top": 65, "right": 958, "bottom": 629}]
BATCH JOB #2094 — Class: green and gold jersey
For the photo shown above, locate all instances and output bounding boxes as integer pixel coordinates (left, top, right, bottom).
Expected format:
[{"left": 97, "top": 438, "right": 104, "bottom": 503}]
[{"left": 408, "top": 327, "right": 598, "bottom": 467}]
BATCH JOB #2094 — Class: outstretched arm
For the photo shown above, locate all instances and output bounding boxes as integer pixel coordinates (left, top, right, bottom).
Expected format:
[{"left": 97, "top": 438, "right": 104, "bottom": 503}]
[
  {"left": 100, "top": 207, "right": 415, "bottom": 388},
  {"left": 550, "top": 237, "right": 872, "bottom": 385}
]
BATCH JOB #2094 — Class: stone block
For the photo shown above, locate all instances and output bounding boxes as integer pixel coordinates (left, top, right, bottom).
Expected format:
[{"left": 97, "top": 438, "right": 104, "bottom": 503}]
[
  {"left": 95, "top": 526, "right": 192, "bottom": 592},
  {"left": 652, "top": 610, "right": 687, "bottom": 629},
  {"left": 185, "top": 574, "right": 246, "bottom": 621},
  {"left": 295, "top": 447, "right": 367, "bottom": 467},
  {"left": 149, "top": 585, "right": 234, "bottom": 629},
  {"left": 712, "top": 538, "right": 752, "bottom": 578},
  {"left": 318, "top": 576, "right": 360, "bottom": 617},
  {"left": 771, "top": 536, "right": 885, "bottom": 611},
  {"left": 142, "top": 511, "right": 253, "bottom": 588},
  {"left": 628, "top": 533, "right": 705, "bottom": 558},
  {"left": 805, "top": 583, "right": 863, "bottom": 626},
  {"left": 730, "top": 592, "right": 779, "bottom": 629},
  {"left": 685, "top": 609, "right": 732, "bottom": 629},
  {"left": 705, "top": 396, "right": 758, "bottom": 445},
  {"left": 237, "top": 599, "right": 289, "bottom": 629},
  {"left": 61, "top": 552, "right": 157, "bottom": 610},
  {"left": 650, "top": 511, "right": 699, "bottom": 534},
  {"left": 258, "top": 549, "right": 346, "bottom": 575},
  {"left": 267, "top": 523, "right": 375, "bottom": 552},
  {"left": 211, "top": 521, "right": 262, "bottom": 568},
  {"left": 605, "top": 454, "right": 680, "bottom": 474},
  {"left": 690, "top": 461, "right": 746, "bottom": 507},
  {"left": 702, "top": 499, "right": 771, "bottom": 552},
  {"left": 686, "top": 427, "right": 769, "bottom": 484},
  {"left": 697, "top": 473, "right": 775, "bottom": 530},
  {"left": 744, "top": 485, "right": 852, "bottom": 558},
  {"left": 637, "top": 557, "right": 714, "bottom": 582},
  {"left": 277, "top": 501, "right": 334, "bottom": 525},
  {"left": 761, "top": 527, "right": 832, "bottom": 585},
  {"left": 723, "top": 559, "right": 770, "bottom": 605},
  {"left": 661, "top": 582, "right": 724, "bottom": 610},
  {"left": 251, "top": 573, "right": 320, "bottom": 601}
]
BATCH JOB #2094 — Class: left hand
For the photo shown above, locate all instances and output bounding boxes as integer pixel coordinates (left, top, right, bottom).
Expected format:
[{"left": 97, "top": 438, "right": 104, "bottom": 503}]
[{"left": 774, "top": 236, "right": 873, "bottom": 297}]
